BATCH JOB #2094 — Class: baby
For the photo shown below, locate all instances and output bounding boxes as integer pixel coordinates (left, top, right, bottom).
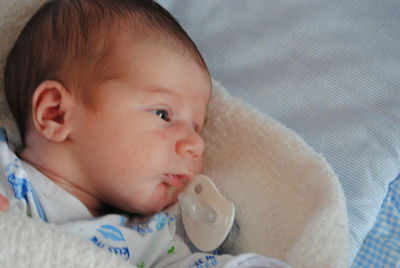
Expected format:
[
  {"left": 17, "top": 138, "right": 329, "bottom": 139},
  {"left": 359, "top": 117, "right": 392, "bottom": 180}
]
[{"left": 0, "top": 0, "right": 290, "bottom": 267}]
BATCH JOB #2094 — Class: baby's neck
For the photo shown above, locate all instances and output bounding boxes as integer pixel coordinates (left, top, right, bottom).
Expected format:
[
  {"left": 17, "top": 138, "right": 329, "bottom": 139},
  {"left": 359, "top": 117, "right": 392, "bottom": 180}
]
[{"left": 20, "top": 146, "right": 108, "bottom": 217}]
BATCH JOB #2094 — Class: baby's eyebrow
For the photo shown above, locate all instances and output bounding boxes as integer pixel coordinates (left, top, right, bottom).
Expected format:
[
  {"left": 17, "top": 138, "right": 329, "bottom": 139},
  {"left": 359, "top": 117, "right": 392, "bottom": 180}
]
[{"left": 146, "top": 86, "right": 182, "bottom": 101}]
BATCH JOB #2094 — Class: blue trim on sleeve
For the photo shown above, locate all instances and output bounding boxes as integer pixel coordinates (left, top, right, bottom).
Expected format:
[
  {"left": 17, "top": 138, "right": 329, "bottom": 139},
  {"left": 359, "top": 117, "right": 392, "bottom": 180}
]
[
  {"left": 31, "top": 186, "right": 48, "bottom": 222},
  {"left": 5, "top": 158, "right": 48, "bottom": 222}
]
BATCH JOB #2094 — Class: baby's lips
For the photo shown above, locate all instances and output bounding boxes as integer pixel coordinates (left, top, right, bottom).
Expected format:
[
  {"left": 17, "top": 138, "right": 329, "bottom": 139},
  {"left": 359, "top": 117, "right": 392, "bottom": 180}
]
[{"left": 163, "top": 173, "right": 190, "bottom": 187}]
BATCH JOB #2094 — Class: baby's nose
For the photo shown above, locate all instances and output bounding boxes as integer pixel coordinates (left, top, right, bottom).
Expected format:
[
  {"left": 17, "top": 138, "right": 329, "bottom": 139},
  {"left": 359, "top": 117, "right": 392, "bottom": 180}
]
[{"left": 175, "top": 129, "right": 205, "bottom": 160}]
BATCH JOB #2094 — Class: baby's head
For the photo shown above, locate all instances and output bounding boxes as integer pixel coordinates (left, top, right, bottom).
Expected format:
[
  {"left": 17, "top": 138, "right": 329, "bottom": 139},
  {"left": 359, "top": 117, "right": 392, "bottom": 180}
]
[{"left": 4, "top": 0, "right": 211, "bottom": 215}]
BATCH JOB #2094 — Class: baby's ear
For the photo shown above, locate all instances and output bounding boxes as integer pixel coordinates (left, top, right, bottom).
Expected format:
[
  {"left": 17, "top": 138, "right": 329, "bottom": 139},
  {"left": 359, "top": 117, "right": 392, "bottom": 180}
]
[{"left": 31, "top": 80, "right": 74, "bottom": 142}]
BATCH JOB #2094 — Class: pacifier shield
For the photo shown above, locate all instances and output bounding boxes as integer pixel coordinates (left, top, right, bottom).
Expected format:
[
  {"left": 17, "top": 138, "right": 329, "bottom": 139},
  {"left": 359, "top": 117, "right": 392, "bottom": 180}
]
[{"left": 179, "top": 175, "right": 235, "bottom": 252}]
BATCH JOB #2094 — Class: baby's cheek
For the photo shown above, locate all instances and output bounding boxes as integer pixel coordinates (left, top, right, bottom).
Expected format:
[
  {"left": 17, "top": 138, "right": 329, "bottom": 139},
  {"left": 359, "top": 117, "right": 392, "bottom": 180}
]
[{"left": 155, "top": 131, "right": 168, "bottom": 140}]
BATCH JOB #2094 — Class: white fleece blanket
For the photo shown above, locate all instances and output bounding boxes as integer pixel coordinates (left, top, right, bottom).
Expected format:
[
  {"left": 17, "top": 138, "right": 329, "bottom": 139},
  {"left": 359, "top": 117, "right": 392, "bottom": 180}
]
[{"left": 0, "top": 1, "right": 348, "bottom": 267}]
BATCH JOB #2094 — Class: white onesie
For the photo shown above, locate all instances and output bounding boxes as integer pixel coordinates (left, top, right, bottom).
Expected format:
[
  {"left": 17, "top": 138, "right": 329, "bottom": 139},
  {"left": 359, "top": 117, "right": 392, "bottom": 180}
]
[{"left": 0, "top": 129, "right": 290, "bottom": 268}]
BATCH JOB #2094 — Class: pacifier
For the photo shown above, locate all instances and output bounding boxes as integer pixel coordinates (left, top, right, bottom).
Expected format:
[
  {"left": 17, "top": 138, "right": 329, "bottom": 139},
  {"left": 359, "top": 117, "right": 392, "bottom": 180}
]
[{"left": 178, "top": 175, "right": 235, "bottom": 252}]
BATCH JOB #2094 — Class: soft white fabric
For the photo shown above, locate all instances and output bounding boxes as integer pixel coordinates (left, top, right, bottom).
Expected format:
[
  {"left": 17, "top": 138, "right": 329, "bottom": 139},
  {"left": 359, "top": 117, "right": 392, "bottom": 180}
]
[
  {"left": 157, "top": 0, "right": 400, "bottom": 262},
  {"left": 0, "top": 140, "right": 290, "bottom": 268},
  {"left": 0, "top": 1, "right": 348, "bottom": 267},
  {"left": 202, "top": 82, "right": 348, "bottom": 267}
]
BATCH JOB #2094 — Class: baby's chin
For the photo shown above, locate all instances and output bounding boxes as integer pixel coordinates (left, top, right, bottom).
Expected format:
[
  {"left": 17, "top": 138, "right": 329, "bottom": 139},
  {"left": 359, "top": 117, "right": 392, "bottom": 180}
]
[
  {"left": 167, "top": 186, "right": 185, "bottom": 204},
  {"left": 127, "top": 203, "right": 165, "bottom": 216},
  {"left": 131, "top": 189, "right": 181, "bottom": 215}
]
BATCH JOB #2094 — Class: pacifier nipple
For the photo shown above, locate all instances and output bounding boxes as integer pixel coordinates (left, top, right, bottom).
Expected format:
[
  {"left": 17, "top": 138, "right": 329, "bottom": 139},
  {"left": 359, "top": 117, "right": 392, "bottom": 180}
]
[
  {"left": 178, "top": 193, "right": 217, "bottom": 223},
  {"left": 178, "top": 175, "right": 235, "bottom": 252}
]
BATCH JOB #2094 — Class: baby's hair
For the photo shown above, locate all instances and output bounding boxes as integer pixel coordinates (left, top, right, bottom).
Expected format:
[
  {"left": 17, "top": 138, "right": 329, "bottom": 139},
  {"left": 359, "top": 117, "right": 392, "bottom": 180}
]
[{"left": 4, "top": 0, "right": 207, "bottom": 144}]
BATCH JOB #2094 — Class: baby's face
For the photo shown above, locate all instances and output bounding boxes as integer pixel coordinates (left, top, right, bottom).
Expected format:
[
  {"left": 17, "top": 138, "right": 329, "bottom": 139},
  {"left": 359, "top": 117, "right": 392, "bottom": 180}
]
[{"left": 70, "top": 36, "right": 211, "bottom": 214}]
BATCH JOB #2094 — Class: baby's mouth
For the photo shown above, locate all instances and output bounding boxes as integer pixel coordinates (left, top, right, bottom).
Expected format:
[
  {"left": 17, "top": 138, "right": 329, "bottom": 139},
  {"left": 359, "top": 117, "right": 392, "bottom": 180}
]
[{"left": 163, "top": 173, "right": 190, "bottom": 188}]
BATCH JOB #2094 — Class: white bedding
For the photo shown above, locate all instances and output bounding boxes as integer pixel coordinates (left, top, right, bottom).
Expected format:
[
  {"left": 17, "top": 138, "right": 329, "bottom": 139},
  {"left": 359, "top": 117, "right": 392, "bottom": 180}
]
[{"left": 157, "top": 0, "right": 400, "bottom": 263}]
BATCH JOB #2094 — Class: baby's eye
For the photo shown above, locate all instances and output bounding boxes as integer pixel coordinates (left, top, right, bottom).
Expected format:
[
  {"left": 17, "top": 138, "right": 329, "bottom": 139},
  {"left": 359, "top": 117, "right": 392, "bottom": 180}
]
[{"left": 152, "top": 109, "right": 170, "bottom": 122}]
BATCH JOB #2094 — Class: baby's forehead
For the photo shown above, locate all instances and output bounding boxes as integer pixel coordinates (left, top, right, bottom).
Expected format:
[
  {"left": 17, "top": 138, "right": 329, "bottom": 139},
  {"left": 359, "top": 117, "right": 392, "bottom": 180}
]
[{"left": 110, "top": 28, "right": 209, "bottom": 71}]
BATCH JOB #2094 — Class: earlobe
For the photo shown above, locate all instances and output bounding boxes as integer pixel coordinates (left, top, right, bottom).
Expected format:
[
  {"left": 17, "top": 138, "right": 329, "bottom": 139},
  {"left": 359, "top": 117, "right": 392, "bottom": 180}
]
[{"left": 32, "top": 80, "right": 73, "bottom": 142}]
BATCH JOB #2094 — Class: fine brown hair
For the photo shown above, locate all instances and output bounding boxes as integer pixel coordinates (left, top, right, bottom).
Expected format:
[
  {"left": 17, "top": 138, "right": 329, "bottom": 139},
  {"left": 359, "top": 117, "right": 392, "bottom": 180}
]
[{"left": 4, "top": 0, "right": 207, "bottom": 144}]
